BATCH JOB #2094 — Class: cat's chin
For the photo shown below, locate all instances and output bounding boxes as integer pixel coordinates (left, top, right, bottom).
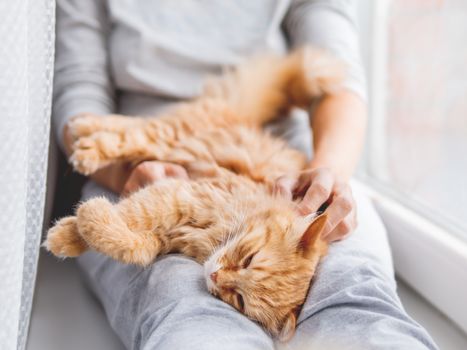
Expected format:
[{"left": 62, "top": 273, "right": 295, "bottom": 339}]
[{"left": 205, "top": 276, "right": 218, "bottom": 295}]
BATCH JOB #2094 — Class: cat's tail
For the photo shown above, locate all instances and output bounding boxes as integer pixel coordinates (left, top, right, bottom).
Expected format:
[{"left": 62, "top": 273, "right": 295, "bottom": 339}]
[
  {"left": 44, "top": 198, "right": 161, "bottom": 267},
  {"left": 202, "top": 46, "right": 346, "bottom": 126}
]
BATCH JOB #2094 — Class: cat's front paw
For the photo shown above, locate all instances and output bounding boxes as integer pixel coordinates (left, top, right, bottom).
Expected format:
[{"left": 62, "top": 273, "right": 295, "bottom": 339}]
[
  {"left": 68, "top": 113, "right": 102, "bottom": 138},
  {"left": 70, "top": 132, "right": 120, "bottom": 175},
  {"left": 70, "top": 137, "right": 102, "bottom": 175},
  {"left": 44, "top": 216, "right": 88, "bottom": 257}
]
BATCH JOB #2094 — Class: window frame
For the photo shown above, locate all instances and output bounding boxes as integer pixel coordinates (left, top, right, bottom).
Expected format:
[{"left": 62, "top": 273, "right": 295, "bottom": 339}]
[{"left": 354, "top": 180, "right": 467, "bottom": 334}]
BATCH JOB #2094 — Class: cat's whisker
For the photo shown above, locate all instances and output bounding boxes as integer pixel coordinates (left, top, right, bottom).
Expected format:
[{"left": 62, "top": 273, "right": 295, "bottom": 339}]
[{"left": 206, "top": 238, "right": 216, "bottom": 254}]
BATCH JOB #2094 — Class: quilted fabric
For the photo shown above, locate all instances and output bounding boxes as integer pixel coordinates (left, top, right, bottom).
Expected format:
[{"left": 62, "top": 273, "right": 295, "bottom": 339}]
[{"left": 0, "top": 1, "right": 54, "bottom": 349}]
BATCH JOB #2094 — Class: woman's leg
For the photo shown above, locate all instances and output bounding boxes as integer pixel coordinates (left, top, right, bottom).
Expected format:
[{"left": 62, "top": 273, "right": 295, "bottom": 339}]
[
  {"left": 280, "top": 188, "right": 438, "bottom": 349},
  {"left": 77, "top": 181, "right": 274, "bottom": 350},
  {"left": 269, "top": 114, "right": 438, "bottom": 349}
]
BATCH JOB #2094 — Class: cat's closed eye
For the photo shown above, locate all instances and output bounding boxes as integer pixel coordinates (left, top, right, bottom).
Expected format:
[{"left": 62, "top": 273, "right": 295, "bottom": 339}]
[
  {"left": 236, "top": 292, "right": 245, "bottom": 311},
  {"left": 243, "top": 252, "right": 256, "bottom": 269}
]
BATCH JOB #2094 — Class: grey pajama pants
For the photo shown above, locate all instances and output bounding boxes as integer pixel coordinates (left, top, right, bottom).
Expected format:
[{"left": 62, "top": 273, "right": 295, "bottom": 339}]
[{"left": 77, "top": 113, "right": 438, "bottom": 350}]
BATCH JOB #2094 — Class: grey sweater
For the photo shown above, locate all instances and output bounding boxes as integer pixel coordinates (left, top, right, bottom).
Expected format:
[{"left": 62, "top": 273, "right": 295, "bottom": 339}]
[{"left": 53, "top": 0, "right": 366, "bottom": 149}]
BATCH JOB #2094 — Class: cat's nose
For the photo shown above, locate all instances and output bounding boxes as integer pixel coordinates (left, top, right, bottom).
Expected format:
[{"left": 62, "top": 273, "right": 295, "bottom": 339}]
[{"left": 210, "top": 272, "right": 218, "bottom": 283}]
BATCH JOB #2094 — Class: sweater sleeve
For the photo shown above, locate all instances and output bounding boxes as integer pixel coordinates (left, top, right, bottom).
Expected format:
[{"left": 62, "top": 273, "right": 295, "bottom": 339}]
[
  {"left": 283, "top": 0, "right": 367, "bottom": 101},
  {"left": 53, "top": 0, "right": 115, "bottom": 152}
]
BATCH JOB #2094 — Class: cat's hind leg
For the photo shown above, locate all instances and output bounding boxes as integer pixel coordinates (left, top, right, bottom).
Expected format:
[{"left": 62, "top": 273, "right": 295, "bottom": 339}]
[
  {"left": 44, "top": 216, "right": 88, "bottom": 257},
  {"left": 76, "top": 197, "right": 161, "bottom": 266}
]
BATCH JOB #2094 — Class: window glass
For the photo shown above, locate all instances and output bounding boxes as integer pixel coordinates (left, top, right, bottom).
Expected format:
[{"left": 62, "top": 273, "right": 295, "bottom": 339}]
[{"left": 366, "top": 0, "right": 467, "bottom": 235}]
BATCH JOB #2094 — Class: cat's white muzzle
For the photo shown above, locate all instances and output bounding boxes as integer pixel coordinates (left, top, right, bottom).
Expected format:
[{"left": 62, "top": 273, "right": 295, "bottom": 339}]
[{"left": 204, "top": 255, "right": 221, "bottom": 293}]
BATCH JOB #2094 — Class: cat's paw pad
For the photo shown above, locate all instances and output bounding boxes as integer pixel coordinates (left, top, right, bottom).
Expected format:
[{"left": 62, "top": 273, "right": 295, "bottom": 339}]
[
  {"left": 68, "top": 113, "right": 101, "bottom": 138},
  {"left": 70, "top": 137, "right": 103, "bottom": 175},
  {"left": 70, "top": 148, "right": 101, "bottom": 175},
  {"left": 44, "top": 217, "right": 88, "bottom": 258}
]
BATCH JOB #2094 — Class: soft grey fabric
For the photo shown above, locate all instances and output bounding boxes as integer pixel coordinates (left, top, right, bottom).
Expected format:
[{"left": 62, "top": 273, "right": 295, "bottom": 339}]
[
  {"left": 76, "top": 114, "right": 438, "bottom": 350},
  {"left": 53, "top": 0, "right": 367, "bottom": 150}
]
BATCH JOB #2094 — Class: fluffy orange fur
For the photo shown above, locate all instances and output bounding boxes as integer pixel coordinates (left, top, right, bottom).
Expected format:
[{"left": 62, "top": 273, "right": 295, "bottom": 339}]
[{"left": 45, "top": 47, "right": 345, "bottom": 341}]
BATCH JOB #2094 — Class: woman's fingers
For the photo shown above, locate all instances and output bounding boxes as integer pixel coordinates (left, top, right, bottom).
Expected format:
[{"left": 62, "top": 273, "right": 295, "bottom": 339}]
[
  {"left": 274, "top": 167, "right": 358, "bottom": 242},
  {"left": 324, "top": 212, "right": 357, "bottom": 242},
  {"left": 164, "top": 163, "right": 189, "bottom": 179},
  {"left": 274, "top": 175, "right": 297, "bottom": 200},
  {"left": 140, "top": 162, "right": 167, "bottom": 181},
  {"left": 122, "top": 161, "right": 188, "bottom": 195},
  {"left": 297, "top": 168, "right": 334, "bottom": 215},
  {"left": 321, "top": 183, "right": 355, "bottom": 239}
]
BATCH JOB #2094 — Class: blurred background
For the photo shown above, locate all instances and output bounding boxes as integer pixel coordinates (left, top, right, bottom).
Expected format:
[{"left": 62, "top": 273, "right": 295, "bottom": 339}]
[{"left": 358, "top": 0, "right": 467, "bottom": 240}]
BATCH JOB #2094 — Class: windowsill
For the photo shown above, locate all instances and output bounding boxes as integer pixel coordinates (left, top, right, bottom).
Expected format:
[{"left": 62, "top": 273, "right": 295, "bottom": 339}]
[
  {"left": 397, "top": 279, "right": 467, "bottom": 350},
  {"left": 27, "top": 252, "right": 125, "bottom": 350}
]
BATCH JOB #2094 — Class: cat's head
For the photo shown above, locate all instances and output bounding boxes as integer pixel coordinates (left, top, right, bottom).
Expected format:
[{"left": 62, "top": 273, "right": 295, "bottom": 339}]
[{"left": 204, "top": 210, "right": 328, "bottom": 341}]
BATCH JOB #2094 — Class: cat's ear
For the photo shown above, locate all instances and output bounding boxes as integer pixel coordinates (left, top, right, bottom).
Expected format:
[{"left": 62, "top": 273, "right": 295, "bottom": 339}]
[
  {"left": 298, "top": 214, "right": 328, "bottom": 257},
  {"left": 277, "top": 312, "right": 297, "bottom": 342}
]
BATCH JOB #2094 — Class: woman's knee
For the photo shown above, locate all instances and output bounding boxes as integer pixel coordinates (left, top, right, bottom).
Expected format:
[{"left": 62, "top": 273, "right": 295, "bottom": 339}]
[
  {"left": 293, "top": 260, "right": 436, "bottom": 350},
  {"left": 143, "top": 254, "right": 208, "bottom": 301},
  {"left": 131, "top": 255, "right": 273, "bottom": 350}
]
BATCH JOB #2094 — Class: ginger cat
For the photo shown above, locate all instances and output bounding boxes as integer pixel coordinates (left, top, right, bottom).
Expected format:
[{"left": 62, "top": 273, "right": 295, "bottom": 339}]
[{"left": 45, "top": 47, "right": 345, "bottom": 341}]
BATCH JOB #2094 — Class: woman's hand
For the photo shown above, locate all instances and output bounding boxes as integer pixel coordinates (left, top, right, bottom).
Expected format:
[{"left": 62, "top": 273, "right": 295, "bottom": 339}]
[
  {"left": 275, "top": 167, "right": 357, "bottom": 242},
  {"left": 122, "top": 161, "right": 188, "bottom": 196}
]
